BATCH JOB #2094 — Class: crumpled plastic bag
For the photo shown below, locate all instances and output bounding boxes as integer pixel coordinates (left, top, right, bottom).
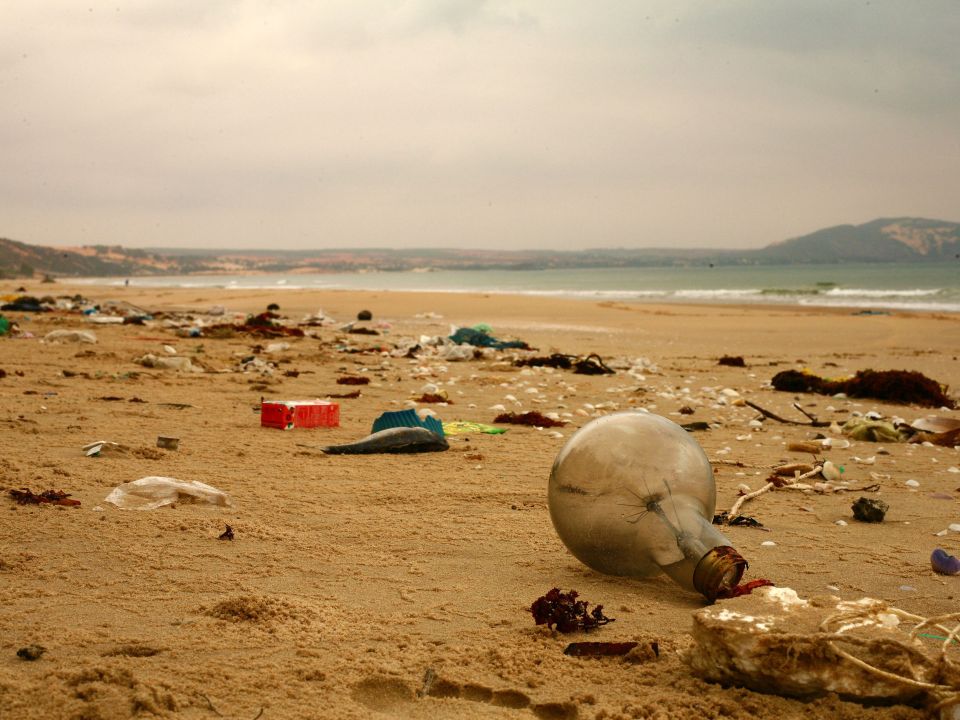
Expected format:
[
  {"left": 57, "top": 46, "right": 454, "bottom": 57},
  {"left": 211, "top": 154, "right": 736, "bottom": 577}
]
[
  {"left": 841, "top": 418, "right": 906, "bottom": 443},
  {"left": 105, "top": 476, "right": 232, "bottom": 510},
  {"left": 136, "top": 353, "right": 201, "bottom": 372},
  {"left": 43, "top": 329, "right": 97, "bottom": 344}
]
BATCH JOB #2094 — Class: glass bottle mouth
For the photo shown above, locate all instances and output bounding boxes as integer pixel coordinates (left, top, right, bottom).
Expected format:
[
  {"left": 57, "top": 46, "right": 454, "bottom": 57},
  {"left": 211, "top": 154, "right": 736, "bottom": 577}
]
[{"left": 693, "top": 546, "right": 747, "bottom": 602}]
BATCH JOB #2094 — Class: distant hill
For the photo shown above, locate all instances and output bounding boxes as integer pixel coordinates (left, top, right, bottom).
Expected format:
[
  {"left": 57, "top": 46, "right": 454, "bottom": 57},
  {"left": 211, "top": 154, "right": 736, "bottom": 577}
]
[
  {"left": 1, "top": 217, "right": 957, "bottom": 278},
  {"left": 754, "top": 218, "right": 960, "bottom": 264}
]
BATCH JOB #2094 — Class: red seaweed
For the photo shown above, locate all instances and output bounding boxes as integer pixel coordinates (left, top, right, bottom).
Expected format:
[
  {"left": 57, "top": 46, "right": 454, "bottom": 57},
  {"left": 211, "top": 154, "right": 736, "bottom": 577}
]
[{"left": 530, "top": 588, "right": 614, "bottom": 633}]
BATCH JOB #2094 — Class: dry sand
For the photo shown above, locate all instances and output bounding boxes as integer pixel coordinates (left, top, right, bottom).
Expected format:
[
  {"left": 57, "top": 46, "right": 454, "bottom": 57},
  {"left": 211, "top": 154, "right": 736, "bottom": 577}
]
[{"left": 1, "top": 281, "right": 959, "bottom": 719}]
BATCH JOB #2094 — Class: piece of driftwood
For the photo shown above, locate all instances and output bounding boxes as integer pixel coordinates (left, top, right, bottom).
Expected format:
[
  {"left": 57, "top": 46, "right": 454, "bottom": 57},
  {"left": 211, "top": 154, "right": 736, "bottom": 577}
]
[{"left": 744, "top": 400, "right": 830, "bottom": 427}]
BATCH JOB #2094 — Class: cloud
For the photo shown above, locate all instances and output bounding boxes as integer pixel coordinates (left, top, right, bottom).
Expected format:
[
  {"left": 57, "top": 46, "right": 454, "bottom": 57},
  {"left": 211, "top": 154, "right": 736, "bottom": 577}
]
[{"left": 0, "top": 1, "right": 956, "bottom": 250}]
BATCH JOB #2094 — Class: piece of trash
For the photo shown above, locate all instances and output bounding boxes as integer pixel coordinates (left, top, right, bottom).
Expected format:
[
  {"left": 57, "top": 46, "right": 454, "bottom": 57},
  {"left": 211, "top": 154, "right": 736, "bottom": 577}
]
[
  {"left": 9, "top": 488, "right": 81, "bottom": 507},
  {"left": 718, "top": 355, "right": 746, "bottom": 367},
  {"left": 850, "top": 497, "right": 889, "bottom": 523},
  {"left": 787, "top": 441, "right": 822, "bottom": 453},
  {"left": 680, "top": 421, "right": 711, "bottom": 432},
  {"left": 842, "top": 418, "right": 906, "bottom": 443},
  {"left": 931, "top": 548, "right": 960, "bottom": 575},
  {"left": 82, "top": 440, "right": 128, "bottom": 457},
  {"left": 909, "top": 417, "right": 960, "bottom": 435},
  {"left": 326, "top": 389, "right": 361, "bottom": 399},
  {"left": 104, "top": 477, "right": 232, "bottom": 510},
  {"left": 688, "top": 585, "right": 960, "bottom": 708},
  {"left": 820, "top": 461, "right": 843, "bottom": 482},
  {"left": 317, "top": 426, "right": 448, "bottom": 455},
  {"left": 219, "top": 524, "right": 234, "bottom": 541},
  {"left": 371, "top": 408, "right": 444, "bottom": 437},
  {"left": 260, "top": 400, "right": 340, "bottom": 430},
  {"left": 156, "top": 436, "right": 180, "bottom": 450},
  {"left": 548, "top": 412, "right": 748, "bottom": 602},
  {"left": 43, "top": 329, "right": 97, "bottom": 344},
  {"left": 449, "top": 326, "right": 530, "bottom": 350},
  {"left": 442, "top": 421, "right": 507, "bottom": 435},
  {"left": 530, "top": 588, "right": 613, "bottom": 633},
  {"left": 771, "top": 369, "right": 955, "bottom": 409},
  {"left": 712, "top": 512, "right": 765, "bottom": 528},
  {"left": 563, "top": 641, "right": 642, "bottom": 657},
  {"left": 136, "top": 354, "right": 201, "bottom": 372},
  {"left": 494, "top": 411, "right": 566, "bottom": 427},
  {"left": 17, "top": 645, "right": 46, "bottom": 661},
  {"left": 336, "top": 376, "right": 370, "bottom": 385}
]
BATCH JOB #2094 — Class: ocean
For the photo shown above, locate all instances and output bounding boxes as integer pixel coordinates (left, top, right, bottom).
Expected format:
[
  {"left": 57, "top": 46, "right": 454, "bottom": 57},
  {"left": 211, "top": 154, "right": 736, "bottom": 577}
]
[{"left": 74, "top": 262, "right": 960, "bottom": 313}]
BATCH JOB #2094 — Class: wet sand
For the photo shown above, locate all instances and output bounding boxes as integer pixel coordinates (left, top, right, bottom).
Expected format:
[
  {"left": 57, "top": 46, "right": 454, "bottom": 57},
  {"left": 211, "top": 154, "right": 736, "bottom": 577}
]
[{"left": 1, "top": 281, "right": 958, "bottom": 719}]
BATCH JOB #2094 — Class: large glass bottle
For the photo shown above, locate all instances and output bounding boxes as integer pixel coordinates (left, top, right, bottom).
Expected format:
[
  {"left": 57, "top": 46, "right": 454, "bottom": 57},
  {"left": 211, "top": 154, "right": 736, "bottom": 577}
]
[{"left": 548, "top": 411, "right": 745, "bottom": 601}]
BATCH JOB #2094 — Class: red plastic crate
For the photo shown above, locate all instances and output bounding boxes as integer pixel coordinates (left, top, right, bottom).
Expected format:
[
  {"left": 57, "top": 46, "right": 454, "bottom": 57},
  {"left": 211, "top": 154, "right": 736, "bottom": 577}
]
[{"left": 261, "top": 400, "right": 340, "bottom": 430}]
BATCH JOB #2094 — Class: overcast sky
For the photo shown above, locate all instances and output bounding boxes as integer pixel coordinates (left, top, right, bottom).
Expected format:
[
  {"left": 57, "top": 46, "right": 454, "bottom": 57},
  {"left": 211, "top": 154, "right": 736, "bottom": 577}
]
[{"left": 1, "top": 1, "right": 957, "bottom": 251}]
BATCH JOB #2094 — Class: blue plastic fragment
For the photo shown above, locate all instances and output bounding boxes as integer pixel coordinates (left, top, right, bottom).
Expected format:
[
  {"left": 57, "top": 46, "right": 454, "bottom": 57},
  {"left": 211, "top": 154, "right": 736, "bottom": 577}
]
[{"left": 371, "top": 409, "right": 444, "bottom": 438}]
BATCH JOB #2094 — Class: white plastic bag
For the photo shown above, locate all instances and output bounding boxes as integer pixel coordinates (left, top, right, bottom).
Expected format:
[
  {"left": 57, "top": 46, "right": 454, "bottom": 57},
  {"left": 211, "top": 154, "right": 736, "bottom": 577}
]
[{"left": 105, "top": 476, "right": 231, "bottom": 510}]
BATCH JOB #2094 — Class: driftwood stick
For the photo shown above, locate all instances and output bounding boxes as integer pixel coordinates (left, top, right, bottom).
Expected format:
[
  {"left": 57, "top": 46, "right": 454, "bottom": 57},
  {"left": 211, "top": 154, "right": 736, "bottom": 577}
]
[
  {"left": 744, "top": 400, "right": 830, "bottom": 427},
  {"left": 726, "top": 464, "right": 823, "bottom": 518}
]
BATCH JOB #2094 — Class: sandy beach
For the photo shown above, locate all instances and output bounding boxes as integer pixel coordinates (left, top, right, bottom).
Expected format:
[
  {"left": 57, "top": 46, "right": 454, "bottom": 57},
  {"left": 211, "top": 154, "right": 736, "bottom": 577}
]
[{"left": 1, "top": 281, "right": 959, "bottom": 720}]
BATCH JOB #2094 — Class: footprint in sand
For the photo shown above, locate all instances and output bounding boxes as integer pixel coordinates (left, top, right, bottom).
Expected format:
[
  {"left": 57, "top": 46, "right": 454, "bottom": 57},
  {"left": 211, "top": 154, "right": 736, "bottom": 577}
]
[{"left": 350, "top": 673, "right": 578, "bottom": 718}]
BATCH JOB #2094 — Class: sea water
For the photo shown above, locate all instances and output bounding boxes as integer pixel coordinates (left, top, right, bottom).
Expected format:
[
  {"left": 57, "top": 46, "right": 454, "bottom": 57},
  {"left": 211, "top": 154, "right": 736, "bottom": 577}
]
[{"left": 73, "top": 262, "right": 960, "bottom": 313}]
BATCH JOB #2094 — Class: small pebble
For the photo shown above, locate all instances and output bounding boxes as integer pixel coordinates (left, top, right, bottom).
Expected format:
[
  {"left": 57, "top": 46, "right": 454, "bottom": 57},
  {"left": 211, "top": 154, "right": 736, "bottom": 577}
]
[
  {"left": 835, "top": 520, "right": 848, "bottom": 527},
  {"left": 949, "top": 523, "right": 960, "bottom": 533},
  {"left": 761, "top": 541, "right": 776, "bottom": 547},
  {"left": 904, "top": 479, "right": 920, "bottom": 488},
  {"left": 899, "top": 585, "right": 916, "bottom": 592}
]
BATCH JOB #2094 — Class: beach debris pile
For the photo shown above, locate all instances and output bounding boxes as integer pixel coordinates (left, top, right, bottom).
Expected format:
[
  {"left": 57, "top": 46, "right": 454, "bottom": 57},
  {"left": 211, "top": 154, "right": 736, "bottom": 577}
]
[{"left": 688, "top": 585, "right": 960, "bottom": 715}]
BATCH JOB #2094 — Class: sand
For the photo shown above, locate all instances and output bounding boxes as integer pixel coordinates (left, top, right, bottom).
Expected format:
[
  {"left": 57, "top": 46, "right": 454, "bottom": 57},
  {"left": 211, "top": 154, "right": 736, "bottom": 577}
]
[{"left": 1, "top": 281, "right": 958, "bottom": 720}]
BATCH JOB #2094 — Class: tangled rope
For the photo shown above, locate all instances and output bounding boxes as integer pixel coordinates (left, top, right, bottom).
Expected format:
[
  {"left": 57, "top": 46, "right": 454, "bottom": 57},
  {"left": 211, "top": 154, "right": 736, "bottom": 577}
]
[{"left": 819, "top": 601, "right": 960, "bottom": 714}]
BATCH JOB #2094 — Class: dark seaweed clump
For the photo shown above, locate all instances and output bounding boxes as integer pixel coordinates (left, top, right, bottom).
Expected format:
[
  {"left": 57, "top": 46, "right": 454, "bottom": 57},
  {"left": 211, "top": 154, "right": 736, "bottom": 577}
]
[{"left": 771, "top": 369, "right": 954, "bottom": 409}]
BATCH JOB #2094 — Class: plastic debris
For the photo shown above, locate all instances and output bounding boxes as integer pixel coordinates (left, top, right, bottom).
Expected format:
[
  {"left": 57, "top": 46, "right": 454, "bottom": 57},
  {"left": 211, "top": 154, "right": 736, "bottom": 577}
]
[
  {"left": 82, "top": 440, "right": 128, "bottom": 457},
  {"left": 372, "top": 408, "right": 445, "bottom": 437},
  {"left": 105, "top": 477, "right": 232, "bottom": 510},
  {"left": 136, "top": 354, "right": 201, "bottom": 372},
  {"left": 442, "top": 421, "right": 507, "bottom": 435},
  {"left": 156, "top": 436, "right": 180, "bottom": 450},
  {"left": 43, "top": 330, "right": 97, "bottom": 344},
  {"left": 261, "top": 400, "right": 340, "bottom": 430}
]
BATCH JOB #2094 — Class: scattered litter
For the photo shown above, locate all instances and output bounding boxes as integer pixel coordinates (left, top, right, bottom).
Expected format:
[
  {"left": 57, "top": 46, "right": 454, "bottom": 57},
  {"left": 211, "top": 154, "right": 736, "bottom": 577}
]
[
  {"left": 336, "top": 376, "right": 370, "bottom": 385},
  {"left": 43, "top": 330, "right": 97, "bottom": 344},
  {"left": 82, "top": 440, "right": 128, "bottom": 457},
  {"left": 530, "top": 588, "right": 613, "bottom": 633},
  {"left": 850, "top": 497, "right": 889, "bottom": 523},
  {"left": 371, "top": 408, "right": 444, "bottom": 436},
  {"left": 449, "top": 326, "right": 530, "bottom": 350},
  {"left": 261, "top": 400, "right": 340, "bottom": 430},
  {"left": 136, "top": 354, "right": 201, "bottom": 372},
  {"left": 105, "top": 477, "right": 231, "bottom": 510},
  {"left": 771, "top": 369, "right": 954, "bottom": 409},
  {"left": 442, "top": 421, "right": 506, "bottom": 435},
  {"left": 842, "top": 418, "right": 906, "bottom": 443},
  {"left": 156, "top": 436, "right": 180, "bottom": 450},
  {"left": 931, "top": 548, "right": 960, "bottom": 575},
  {"left": 494, "top": 411, "right": 566, "bottom": 428},
  {"left": 712, "top": 512, "right": 765, "bottom": 528},
  {"left": 9, "top": 488, "right": 81, "bottom": 507}
]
